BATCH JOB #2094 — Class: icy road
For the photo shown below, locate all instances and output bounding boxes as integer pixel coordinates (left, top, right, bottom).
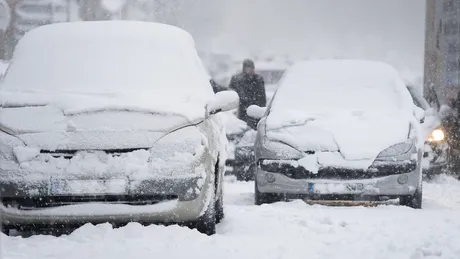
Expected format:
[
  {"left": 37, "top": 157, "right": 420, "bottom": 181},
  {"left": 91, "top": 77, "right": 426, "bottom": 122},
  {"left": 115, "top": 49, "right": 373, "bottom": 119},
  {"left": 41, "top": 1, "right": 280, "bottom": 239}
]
[{"left": 2, "top": 175, "right": 460, "bottom": 259}]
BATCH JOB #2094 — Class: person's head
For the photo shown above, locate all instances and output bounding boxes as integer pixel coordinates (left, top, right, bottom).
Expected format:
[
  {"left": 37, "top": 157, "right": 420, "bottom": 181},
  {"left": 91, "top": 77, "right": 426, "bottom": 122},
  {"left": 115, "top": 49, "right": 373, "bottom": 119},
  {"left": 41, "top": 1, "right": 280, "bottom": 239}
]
[{"left": 242, "top": 59, "right": 255, "bottom": 75}]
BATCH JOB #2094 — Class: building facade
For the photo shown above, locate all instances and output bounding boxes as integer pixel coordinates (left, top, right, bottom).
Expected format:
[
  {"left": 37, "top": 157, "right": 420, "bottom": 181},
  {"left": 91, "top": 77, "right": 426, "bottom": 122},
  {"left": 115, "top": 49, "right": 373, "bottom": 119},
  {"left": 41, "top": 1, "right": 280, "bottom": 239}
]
[{"left": 424, "top": 0, "right": 460, "bottom": 107}]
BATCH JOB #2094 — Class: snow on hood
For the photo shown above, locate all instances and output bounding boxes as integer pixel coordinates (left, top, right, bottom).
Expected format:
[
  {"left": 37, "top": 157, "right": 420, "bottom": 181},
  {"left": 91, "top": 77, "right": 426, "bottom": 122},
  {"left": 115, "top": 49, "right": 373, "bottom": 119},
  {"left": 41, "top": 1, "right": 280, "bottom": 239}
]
[
  {"left": 266, "top": 60, "right": 418, "bottom": 163},
  {"left": 0, "top": 105, "right": 198, "bottom": 150},
  {"left": 267, "top": 114, "right": 410, "bottom": 161},
  {"left": 0, "top": 106, "right": 194, "bottom": 134},
  {"left": 0, "top": 21, "right": 214, "bottom": 121}
]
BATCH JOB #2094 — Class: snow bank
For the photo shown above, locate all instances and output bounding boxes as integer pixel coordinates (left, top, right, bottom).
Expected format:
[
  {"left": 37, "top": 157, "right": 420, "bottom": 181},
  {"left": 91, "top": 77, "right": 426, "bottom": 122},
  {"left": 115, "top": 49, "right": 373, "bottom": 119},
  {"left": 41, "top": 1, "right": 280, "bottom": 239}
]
[{"left": 0, "top": 21, "right": 214, "bottom": 121}]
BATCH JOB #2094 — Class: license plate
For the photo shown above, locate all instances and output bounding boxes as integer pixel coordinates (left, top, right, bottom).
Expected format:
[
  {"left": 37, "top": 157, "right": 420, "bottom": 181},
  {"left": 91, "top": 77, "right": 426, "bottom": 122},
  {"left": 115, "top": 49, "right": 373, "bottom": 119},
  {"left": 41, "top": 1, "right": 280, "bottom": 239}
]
[
  {"left": 49, "top": 179, "right": 127, "bottom": 195},
  {"left": 308, "top": 182, "right": 364, "bottom": 194}
]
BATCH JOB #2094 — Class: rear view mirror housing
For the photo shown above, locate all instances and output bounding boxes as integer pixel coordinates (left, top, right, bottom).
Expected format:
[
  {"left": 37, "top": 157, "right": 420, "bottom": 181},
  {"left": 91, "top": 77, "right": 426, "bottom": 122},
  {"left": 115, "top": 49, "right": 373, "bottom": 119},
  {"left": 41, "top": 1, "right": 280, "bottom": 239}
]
[
  {"left": 414, "top": 106, "right": 425, "bottom": 124},
  {"left": 247, "top": 105, "right": 267, "bottom": 119},
  {"left": 206, "top": 90, "right": 239, "bottom": 116}
]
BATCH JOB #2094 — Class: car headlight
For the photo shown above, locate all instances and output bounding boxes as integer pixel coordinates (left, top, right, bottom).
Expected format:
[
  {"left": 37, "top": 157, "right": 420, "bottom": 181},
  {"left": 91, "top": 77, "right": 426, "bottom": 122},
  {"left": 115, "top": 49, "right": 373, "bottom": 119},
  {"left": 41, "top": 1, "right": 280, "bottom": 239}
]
[
  {"left": 257, "top": 135, "right": 303, "bottom": 160},
  {"left": 374, "top": 139, "right": 416, "bottom": 162},
  {"left": 427, "top": 129, "right": 445, "bottom": 142},
  {"left": 148, "top": 126, "right": 207, "bottom": 176}
]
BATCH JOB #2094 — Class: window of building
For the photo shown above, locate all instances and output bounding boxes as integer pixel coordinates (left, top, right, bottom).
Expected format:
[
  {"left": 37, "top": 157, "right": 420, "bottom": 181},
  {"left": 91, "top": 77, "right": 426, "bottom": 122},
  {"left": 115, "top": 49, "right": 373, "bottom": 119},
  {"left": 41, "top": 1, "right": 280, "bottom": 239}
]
[
  {"left": 448, "top": 42, "right": 460, "bottom": 53},
  {"left": 447, "top": 59, "right": 460, "bottom": 72},
  {"left": 443, "top": 0, "right": 458, "bottom": 13},
  {"left": 444, "top": 19, "right": 459, "bottom": 35}
]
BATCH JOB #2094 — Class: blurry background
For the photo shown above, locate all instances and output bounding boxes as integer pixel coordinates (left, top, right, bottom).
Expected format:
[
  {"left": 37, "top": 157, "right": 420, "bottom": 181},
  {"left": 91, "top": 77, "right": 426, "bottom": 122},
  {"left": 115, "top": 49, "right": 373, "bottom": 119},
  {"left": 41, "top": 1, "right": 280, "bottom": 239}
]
[{"left": 0, "top": 0, "right": 457, "bottom": 107}]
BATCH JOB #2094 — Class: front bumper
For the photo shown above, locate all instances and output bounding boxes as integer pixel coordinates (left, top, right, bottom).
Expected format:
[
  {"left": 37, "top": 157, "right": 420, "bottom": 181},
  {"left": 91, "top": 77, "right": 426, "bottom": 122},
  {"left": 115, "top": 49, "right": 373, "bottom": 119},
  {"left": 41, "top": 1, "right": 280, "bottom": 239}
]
[
  {"left": 256, "top": 160, "right": 421, "bottom": 198},
  {"left": 0, "top": 167, "right": 213, "bottom": 226}
]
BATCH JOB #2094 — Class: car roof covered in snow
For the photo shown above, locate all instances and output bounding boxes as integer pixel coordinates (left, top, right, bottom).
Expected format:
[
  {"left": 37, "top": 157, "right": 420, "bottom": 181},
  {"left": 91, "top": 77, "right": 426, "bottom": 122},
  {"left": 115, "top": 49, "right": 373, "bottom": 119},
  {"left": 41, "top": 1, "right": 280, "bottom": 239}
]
[
  {"left": 270, "top": 59, "right": 413, "bottom": 117},
  {"left": 0, "top": 21, "right": 214, "bottom": 120}
]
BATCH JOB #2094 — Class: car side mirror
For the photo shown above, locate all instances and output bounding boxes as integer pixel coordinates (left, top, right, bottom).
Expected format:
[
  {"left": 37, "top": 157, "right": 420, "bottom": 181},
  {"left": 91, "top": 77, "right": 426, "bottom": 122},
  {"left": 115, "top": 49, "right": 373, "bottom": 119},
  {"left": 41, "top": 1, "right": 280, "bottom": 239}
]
[
  {"left": 206, "top": 90, "right": 239, "bottom": 116},
  {"left": 247, "top": 105, "right": 267, "bottom": 119},
  {"left": 414, "top": 106, "right": 425, "bottom": 124}
]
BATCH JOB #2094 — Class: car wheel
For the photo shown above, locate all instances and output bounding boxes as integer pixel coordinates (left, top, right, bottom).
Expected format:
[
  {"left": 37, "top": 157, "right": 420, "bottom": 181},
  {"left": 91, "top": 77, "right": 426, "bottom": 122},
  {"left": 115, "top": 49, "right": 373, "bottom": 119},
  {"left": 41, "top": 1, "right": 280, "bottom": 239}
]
[
  {"left": 214, "top": 160, "right": 224, "bottom": 223},
  {"left": 399, "top": 187, "right": 423, "bottom": 209},
  {"left": 196, "top": 187, "right": 217, "bottom": 236},
  {"left": 254, "top": 181, "right": 284, "bottom": 205},
  {"left": 215, "top": 189, "right": 224, "bottom": 224}
]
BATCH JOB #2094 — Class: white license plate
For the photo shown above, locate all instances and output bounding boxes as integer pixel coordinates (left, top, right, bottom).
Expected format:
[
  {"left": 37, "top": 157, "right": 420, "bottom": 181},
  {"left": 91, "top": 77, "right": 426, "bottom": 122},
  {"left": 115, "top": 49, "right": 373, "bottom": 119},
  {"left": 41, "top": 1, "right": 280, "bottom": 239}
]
[
  {"left": 308, "top": 182, "right": 364, "bottom": 194},
  {"left": 49, "top": 179, "right": 127, "bottom": 195}
]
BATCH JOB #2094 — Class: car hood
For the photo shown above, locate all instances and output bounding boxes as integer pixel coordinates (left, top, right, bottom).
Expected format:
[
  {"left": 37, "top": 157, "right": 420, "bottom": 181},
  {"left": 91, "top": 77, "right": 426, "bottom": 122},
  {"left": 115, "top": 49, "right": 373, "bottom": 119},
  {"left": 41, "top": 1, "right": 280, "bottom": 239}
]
[
  {"left": 0, "top": 105, "right": 200, "bottom": 150},
  {"left": 266, "top": 114, "right": 411, "bottom": 161}
]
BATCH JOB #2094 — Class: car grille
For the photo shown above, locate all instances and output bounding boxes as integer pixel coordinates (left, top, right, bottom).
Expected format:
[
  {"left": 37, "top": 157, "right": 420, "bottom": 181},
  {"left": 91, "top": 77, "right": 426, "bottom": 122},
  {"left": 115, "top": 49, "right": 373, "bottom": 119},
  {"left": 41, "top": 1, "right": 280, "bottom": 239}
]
[
  {"left": 259, "top": 160, "right": 416, "bottom": 180},
  {"left": 2, "top": 195, "right": 177, "bottom": 210},
  {"left": 40, "top": 148, "right": 149, "bottom": 159}
]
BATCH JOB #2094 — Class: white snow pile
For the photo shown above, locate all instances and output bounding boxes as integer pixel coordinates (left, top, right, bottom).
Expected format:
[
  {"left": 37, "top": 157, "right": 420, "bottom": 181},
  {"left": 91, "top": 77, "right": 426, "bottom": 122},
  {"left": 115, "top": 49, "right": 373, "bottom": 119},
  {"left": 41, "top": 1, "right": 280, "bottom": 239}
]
[
  {"left": 265, "top": 60, "right": 421, "bottom": 168},
  {"left": 0, "top": 21, "right": 214, "bottom": 122},
  {"left": 2, "top": 175, "right": 460, "bottom": 259}
]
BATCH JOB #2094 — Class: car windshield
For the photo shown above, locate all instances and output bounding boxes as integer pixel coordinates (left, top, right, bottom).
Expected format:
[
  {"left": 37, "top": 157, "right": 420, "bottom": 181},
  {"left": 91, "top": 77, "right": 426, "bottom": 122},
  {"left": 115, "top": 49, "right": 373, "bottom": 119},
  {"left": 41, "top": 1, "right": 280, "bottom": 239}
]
[{"left": 270, "top": 60, "right": 413, "bottom": 118}]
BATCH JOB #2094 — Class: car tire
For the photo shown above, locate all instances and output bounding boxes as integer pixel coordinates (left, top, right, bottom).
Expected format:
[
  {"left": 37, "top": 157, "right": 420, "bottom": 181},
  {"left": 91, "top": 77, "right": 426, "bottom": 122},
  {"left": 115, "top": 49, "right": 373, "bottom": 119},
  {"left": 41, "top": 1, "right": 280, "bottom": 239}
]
[
  {"left": 254, "top": 181, "right": 284, "bottom": 205},
  {"left": 196, "top": 187, "right": 217, "bottom": 236},
  {"left": 215, "top": 185, "right": 224, "bottom": 224},
  {"left": 399, "top": 187, "right": 422, "bottom": 209}
]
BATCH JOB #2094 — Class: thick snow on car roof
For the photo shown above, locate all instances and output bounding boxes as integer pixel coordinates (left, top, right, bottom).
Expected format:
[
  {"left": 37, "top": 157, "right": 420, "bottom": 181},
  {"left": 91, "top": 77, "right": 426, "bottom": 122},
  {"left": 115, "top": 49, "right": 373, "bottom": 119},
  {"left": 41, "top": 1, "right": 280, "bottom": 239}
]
[
  {"left": 0, "top": 21, "right": 214, "bottom": 120},
  {"left": 271, "top": 59, "right": 413, "bottom": 119}
]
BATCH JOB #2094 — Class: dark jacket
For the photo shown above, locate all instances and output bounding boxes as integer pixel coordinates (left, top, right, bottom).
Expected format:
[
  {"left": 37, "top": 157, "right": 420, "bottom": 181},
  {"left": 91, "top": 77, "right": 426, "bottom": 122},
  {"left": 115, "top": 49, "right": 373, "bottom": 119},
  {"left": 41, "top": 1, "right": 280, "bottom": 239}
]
[{"left": 229, "top": 72, "right": 266, "bottom": 129}]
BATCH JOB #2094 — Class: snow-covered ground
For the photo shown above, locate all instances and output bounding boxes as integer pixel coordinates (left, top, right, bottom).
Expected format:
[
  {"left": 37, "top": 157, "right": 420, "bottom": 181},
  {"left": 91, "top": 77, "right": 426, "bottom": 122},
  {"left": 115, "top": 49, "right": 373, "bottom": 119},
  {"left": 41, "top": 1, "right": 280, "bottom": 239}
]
[{"left": 2, "top": 175, "right": 460, "bottom": 259}]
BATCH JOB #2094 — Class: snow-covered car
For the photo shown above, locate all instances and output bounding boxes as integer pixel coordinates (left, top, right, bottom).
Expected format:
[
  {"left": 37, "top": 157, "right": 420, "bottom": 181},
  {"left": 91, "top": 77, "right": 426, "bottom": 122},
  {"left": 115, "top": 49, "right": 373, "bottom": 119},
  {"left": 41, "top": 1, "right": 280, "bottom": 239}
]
[
  {"left": 0, "top": 21, "right": 239, "bottom": 235},
  {"left": 406, "top": 85, "right": 449, "bottom": 177},
  {"left": 248, "top": 60, "right": 426, "bottom": 208}
]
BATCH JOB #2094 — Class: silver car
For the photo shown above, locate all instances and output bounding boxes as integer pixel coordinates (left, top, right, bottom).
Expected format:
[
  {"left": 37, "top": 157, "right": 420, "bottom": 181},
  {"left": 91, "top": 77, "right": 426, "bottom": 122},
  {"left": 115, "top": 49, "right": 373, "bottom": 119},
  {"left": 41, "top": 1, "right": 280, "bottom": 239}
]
[
  {"left": 248, "top": 60, "right": 426, "bottom": 208},
  {"left": 0, "top": 21, "right": 238, "bottom": 235}
]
